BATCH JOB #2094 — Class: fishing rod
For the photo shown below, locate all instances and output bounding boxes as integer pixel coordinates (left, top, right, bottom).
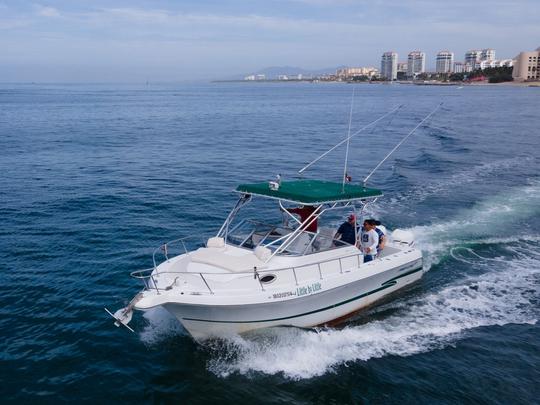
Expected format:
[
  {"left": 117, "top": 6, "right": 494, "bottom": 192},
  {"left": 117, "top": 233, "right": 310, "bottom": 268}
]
[
  {"left": 298, "top": 104, "right": 403, "bottom": 175},
  {"left": 341, "top": 87, "right": 355, "bottom": 192},
  {"left": 363, "top": 102, "right": 443, "bottom": 186}
]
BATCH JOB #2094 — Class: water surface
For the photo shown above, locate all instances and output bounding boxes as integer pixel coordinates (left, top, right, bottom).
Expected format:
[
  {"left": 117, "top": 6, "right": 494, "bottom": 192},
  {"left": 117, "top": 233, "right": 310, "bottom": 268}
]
[{"left": 1, "top": 82, "right": 539, "bottom": 403}]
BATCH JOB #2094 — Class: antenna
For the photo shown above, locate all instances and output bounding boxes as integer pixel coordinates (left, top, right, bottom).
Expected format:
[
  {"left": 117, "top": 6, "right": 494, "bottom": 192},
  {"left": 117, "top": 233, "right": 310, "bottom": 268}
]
[
  {"left": 363, "top": 103, "right": 443, "bottom": 186},
  {"left": 342, "top": 87, "right": 355, "bottom": 192},
  {"left": 298, "top": 104, "right": 403, "bottom": 174}
]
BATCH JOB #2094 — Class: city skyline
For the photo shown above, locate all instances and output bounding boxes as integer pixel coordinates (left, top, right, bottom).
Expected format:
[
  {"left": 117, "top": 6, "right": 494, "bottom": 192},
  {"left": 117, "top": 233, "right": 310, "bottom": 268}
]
[{"left": 0, "top": 0, "right": 539, "bottom": 82}]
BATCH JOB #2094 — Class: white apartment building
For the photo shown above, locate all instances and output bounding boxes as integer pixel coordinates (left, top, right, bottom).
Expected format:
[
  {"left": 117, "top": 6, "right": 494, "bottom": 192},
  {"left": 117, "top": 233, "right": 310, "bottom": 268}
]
[
  {"left": 381, "top": 52, "right": 398, "bottom": 80},
  {"left": 481, "top": 49, "right": 496, "bottom": 62},
  {"left": 512, "top": 47, "right": 540, "bottom": 81},
  {"left": 476, "top": 59, "right": 514, "bottom": 70},
  {"left": 498, "top": 59, "right": 514, "bottom": 67},
  {"left": 407, "top": 51, "right": 426, "bottom": 77},
  {"left": 397, "top": 62, "right": 407, "bottom": 73},
  {"left": 436, "top": 51, "right": 454, "bottom": 73},
  {"left": 453, "top": 62, "right": 473, "bottom": 73},
  {"left": 465, "top": 49, "right": 496, "bottom": 69},
  {"left": 465, "top": 50, "right": 481, "bottom": 66},
  {"left": 336, "top": 67, "right": 379, "bottom": 78}
]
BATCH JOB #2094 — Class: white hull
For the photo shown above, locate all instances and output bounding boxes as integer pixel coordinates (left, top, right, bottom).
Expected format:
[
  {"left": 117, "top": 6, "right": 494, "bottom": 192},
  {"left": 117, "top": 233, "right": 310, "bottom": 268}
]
[
  {"left": 123, "top": 225, "right": 424, "bottom": 342},
  {"left": 159, "top": 255, "right": 422, "bottom": 341}
]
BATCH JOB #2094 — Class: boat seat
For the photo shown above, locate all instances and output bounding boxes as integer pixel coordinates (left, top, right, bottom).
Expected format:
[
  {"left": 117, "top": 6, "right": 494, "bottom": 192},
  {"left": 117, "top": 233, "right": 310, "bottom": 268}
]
[
  {"left": 190, "top": 247, "right": 268, "bottom": 273},
  {"left": 285, "top": 232, "right": 312, "bottom": 254},
  {"left": 207, "top": 236, "right": 225, "bottom": 248}
]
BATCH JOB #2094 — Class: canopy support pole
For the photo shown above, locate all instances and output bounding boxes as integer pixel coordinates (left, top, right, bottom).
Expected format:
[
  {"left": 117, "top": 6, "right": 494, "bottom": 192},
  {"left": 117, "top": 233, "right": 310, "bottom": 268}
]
[{"left": 217, "top": 193, "right": 251, "bottom": 240}]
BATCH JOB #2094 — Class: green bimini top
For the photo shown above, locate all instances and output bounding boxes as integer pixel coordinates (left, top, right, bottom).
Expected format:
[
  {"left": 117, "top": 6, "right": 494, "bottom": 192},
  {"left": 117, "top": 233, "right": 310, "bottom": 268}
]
[{"left": 235, "top": 180, "right": 383, "bottom": 204}]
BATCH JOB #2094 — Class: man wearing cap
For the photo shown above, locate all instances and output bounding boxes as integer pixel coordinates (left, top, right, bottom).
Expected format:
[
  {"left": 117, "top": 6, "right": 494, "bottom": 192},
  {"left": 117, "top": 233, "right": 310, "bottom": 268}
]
[{"left": 334, "top": 214, "right": 358, "bottom": 246}]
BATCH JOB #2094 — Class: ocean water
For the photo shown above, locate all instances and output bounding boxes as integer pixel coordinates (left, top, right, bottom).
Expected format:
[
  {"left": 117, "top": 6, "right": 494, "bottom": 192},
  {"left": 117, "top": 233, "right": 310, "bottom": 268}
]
[{"left": 0, "top": 82, "right": 539, "bottom": 403}]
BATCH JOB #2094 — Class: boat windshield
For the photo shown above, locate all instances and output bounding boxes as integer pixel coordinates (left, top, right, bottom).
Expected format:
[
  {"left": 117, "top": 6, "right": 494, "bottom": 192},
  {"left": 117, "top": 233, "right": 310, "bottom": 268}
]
[{"left": 226, "top": 219, "right": 354, "bottom": 256}]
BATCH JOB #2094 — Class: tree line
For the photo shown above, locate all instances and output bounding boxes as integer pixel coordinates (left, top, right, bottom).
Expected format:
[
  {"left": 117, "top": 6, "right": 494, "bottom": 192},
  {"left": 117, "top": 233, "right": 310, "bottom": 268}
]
[{"left": 449, "top": 66, "right": 513, "bottom": 83}]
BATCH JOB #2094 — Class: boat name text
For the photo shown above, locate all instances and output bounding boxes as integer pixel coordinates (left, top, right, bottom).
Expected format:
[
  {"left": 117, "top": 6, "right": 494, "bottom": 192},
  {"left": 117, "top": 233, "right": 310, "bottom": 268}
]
[
  {"left": 272, "top": 282, "right": 322, "bottom": 299},
  {"left": 296, "top": 282, "right": 322, "bottom": 297}
]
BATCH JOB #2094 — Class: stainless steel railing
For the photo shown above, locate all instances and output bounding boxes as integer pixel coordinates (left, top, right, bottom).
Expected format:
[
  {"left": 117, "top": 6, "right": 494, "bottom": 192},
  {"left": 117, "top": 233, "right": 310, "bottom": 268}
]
[
  {"left": 131, "top": 248, "right": 363, "bottom": 295},
  {"left": 151, "top": 236, "right": 207, "bottom": 270}
]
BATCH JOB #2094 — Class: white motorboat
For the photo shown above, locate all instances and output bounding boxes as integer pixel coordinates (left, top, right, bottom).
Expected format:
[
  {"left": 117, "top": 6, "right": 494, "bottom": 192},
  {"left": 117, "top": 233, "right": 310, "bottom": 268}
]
[
  {"left": 107, "top": 179, "right": 423, "bottom": 341},
  {"left": 106, "top": 103, "right": 442, "bottom": 342}
]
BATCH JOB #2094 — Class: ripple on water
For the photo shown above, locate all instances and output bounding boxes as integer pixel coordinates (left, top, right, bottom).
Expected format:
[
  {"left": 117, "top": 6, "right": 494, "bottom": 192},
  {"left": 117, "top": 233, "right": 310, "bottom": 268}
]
[{"left": 1, "top": 83, "right": 539, "bottom": 402}]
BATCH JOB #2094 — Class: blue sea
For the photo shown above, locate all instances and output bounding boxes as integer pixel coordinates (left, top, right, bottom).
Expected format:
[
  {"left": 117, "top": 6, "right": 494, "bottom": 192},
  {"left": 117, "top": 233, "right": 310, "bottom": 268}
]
[{"left": 1, "top": 82, "right": 539, "bottom": 403}]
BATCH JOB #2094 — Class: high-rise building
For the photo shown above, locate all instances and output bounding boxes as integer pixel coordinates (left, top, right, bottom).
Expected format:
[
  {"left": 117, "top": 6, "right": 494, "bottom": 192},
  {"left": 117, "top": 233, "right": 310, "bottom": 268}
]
[
  {"left": 512, "top": 47, "right": 540, "bottom": 81},
  {"left": 465, "top": 50, "right": 481, "bottom": 67},
  {"left": 381, "top": 52, "right": 398, "bottom": 80},
  {"left": 396, "top": 62, "right": 408, "bottom": 80},
  {"left": 407, "top": 51, "right": 426, "bottom": 77},
  {"left": 436, "top": 51, "right": 454, "bottom": 74},
  {"left": 481, "top": 48, "right": 496, "bottom": 62},
  {"left": 465, "top": 49, "right": 496, "bottom": 69}
]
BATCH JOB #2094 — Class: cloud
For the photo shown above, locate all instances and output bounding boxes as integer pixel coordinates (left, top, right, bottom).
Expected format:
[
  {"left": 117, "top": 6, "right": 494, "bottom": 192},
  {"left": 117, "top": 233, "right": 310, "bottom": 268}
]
[
  {"left": 35, "top": 5, "right": 61, "bottom": 18},
  {"left": 99, "top": 7, "right": 170, "bottom": 23},
  {"left": 82, "top": 7, "right": 373, "bottom": 39},
  {"left": 0, "top": 1, "right": 538, "bottom": 81}
]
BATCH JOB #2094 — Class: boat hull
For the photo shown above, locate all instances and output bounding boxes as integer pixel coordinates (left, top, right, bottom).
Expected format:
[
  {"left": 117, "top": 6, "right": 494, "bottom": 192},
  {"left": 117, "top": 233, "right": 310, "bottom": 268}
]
[{"left": 163, "top": 259, "right": 423, "bottom": 341}]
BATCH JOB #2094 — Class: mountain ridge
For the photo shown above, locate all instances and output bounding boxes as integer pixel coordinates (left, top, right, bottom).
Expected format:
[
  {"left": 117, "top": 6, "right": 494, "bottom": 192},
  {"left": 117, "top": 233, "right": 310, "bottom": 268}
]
[{"left": 217, "top": 65, "right": 347, "bottom": 80}]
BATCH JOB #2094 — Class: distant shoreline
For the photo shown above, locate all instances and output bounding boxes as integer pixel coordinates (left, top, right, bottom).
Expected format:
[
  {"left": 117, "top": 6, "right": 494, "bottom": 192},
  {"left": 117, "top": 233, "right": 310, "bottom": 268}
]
[{"left": 212, "top": 79, "right": 540, "bottom": 87}]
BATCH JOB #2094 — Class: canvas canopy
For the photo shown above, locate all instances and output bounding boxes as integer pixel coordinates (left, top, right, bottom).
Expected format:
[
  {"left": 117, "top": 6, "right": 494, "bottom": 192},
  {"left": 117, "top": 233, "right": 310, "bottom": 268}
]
[{"left": 235, "top": 179, "right": 382, "bottom": 204}]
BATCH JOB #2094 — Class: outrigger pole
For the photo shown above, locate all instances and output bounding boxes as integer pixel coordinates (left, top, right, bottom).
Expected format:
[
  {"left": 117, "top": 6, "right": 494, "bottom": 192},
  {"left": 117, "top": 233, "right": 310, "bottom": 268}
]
[
  {"left": 341, "top": 87, "right": 356, "bottom": 192},
  {"left": 363, "top": 102, "right": 443, "bottom": 186},
  {"left": 298, "top": 104, "right": 403, "bottom": 175}
]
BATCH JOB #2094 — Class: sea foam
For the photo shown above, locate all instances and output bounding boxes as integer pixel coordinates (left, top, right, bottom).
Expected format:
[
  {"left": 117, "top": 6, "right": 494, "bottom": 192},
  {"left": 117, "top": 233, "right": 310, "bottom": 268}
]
[
  {"left": 205, "top": 181, "right": 540, "bottom": 378},
  {"left": 206, "top": 241, "right": 538, "bottom": 379}
]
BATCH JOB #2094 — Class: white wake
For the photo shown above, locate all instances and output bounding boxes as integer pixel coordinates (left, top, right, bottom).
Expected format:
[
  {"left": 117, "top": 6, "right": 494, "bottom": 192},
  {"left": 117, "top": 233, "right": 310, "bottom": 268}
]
[
  {"left": 207, "top": 242, "right": 539, "bottom": 379},
  {"left": 139, "top": 178, "right": 540, "bottom": 379},
  {"left": 205, "top": 180, "right": 540, "bottom": 379}
]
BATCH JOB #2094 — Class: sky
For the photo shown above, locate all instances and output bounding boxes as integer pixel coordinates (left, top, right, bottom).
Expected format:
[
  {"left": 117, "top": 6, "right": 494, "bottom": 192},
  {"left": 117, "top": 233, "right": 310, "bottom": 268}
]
[{"left": 0, "top": 0, "right": 539, "bottom": 82}]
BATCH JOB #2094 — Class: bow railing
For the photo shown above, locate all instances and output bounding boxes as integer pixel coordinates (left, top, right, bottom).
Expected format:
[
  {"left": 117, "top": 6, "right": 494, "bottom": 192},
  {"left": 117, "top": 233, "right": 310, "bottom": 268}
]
[{"left": 131, "top": 250, "right": 364, "bottom": 295}]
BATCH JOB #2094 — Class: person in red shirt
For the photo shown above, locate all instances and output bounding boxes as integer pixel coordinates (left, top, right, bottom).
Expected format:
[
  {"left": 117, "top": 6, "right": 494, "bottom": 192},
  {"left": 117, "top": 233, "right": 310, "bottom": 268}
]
[{"left": 283, "top": 205, "right": 319, "bottom": 233}]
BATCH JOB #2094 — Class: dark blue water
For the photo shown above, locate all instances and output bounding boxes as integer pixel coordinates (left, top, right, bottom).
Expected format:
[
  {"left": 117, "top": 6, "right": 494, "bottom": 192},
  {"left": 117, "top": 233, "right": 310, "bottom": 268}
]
[{"left": 1, "top": 82, "right": 539, "bottom": 403}]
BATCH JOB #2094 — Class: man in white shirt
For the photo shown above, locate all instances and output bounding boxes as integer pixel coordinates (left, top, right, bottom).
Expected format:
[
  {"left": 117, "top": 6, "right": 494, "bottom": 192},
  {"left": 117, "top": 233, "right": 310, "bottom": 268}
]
[{"left": 360, "top": 220, "right": 379, "bottom": 263}]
